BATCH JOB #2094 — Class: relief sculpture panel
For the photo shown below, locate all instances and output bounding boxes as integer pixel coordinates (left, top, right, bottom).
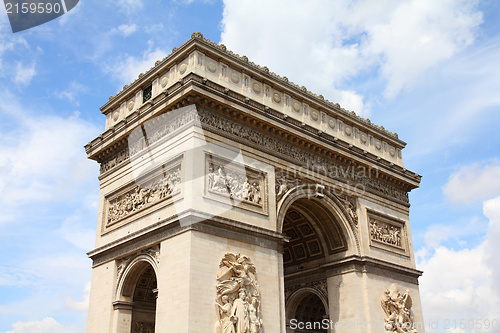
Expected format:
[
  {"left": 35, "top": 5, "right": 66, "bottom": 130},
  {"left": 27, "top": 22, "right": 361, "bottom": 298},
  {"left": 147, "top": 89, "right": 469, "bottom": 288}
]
[
  {"left": 367, "top": 210, "right": 408, "bottom": 255},
  {"left": 104, "top": 156, "right": 182, "bottom": 230},
  {"left": 205, "top": 154, "right": 268, "bottom": 215}
]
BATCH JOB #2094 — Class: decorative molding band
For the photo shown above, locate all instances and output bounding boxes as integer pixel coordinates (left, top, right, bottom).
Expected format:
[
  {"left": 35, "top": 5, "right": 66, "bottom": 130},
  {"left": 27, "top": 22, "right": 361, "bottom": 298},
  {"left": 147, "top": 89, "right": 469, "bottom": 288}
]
[
  {"left": 99, "top": 107, "right": 199, "bottom": 174},
  {"left": 99, "top": 105, "right": 409, "bottom": 204},
  {"left": 197, "top": 107, "right": 409, "bottom": 203}
]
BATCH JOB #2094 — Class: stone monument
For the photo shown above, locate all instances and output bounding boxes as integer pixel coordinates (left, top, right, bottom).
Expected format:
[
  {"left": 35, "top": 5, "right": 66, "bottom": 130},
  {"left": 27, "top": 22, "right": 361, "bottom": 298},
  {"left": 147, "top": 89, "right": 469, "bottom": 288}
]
[{"left": 85, "top": 33, "right": 425, "bottom": 333}]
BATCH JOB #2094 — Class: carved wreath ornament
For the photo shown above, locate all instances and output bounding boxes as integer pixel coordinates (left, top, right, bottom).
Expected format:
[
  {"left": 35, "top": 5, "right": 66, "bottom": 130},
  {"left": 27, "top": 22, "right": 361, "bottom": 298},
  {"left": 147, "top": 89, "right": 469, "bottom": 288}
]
[{"left": 215, "top": 253, "right": 262, "bottom": 333}]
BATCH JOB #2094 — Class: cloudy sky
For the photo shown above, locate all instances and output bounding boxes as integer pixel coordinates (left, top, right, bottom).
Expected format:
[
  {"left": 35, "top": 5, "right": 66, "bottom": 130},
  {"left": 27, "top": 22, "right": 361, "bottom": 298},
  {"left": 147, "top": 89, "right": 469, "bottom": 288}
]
[{"left": 0, "top": 0, "right": 499, "bottom": 332}]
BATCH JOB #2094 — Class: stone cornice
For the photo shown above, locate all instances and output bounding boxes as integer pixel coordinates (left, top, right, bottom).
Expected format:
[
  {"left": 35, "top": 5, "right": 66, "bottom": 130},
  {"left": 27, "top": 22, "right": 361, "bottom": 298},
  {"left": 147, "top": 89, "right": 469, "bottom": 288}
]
[
  {"left": 100, "top": 32, "right": 401, "bottom": 143},
  {"left": 87, "top": 209, "right": 287, "bottom": 266},
  {"left": 285, "top": 255, "right": 423, "bottom": 285},
  {"left": 86, "top": 75, "right": 420, "bottom": 196}
]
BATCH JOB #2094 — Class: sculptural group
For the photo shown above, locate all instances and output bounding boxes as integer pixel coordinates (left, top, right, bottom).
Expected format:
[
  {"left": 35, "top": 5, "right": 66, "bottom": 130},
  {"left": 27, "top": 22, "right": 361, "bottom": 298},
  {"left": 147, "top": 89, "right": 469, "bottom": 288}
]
[
  {"left": 216, "top": 253, "right": 262, "bottom": 333},
  {"left": 381, "top": 283, "right": 417, "bottom": 333}
]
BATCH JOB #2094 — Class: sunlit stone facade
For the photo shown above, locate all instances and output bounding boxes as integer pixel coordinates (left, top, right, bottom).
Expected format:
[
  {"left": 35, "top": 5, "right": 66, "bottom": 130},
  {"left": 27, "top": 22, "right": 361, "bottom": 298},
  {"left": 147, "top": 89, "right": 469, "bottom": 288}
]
[{"left": 85, "top": 33, "right": 424, "bottom": 333}]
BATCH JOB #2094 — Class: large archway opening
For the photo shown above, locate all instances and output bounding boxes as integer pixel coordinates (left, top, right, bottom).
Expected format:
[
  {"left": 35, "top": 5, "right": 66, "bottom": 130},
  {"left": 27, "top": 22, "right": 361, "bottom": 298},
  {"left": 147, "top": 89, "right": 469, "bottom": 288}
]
[
  {"left": 282, "top": 198, "right": 346, "bottom": 274},
  {"left": 131, "top": 264, "right": 157, "bottom": 332},
  {"left": 281, "top": 195, "right": 350, "bottom": 332}
]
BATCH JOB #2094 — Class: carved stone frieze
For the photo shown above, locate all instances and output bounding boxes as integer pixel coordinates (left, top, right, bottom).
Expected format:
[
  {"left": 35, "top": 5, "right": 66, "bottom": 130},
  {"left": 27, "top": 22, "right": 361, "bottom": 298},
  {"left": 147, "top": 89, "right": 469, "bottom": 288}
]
[
  {"left": 216, "top": 253, "right": 262, "bottom": 333},
  {"left": 197, "top": 107, "right": 409, "bottom": 203},
  {"left": 362, "top": 176, "right": 408, "bottom": 203},
  {"left": 100, "top": 107, "right": 199, "bottom": 174},
  {"left": 128, "top": 108, "right": 199, "bottom": 157},
  {"left": 100, "top": 147, "right": 129, "bottom": 174},
  {"left": 100, "top": 106, "right": 409, "bottom": 204},
  {"left": 381, "top": 283, "right": 417, "bottom": 332},
  {"left": 205, "top": 154, "right": 268, "bottom": 215},
  {"left": 106, "top": 159, "right": 182, "bottom": 228}
]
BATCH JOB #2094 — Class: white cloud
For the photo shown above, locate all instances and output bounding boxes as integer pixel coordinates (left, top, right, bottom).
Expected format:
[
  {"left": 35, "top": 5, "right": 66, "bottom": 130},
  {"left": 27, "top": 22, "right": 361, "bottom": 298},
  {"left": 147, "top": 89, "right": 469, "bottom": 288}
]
[
  {"left": 0, "top": 266, "right": 38, "bottom": 287},
  {"left": 174, "top": 0, "right": 214, "bottom": 4},
  {"left": 421, "top": 216, "right": 485, "bottom": 248},
  {"left": 362, "top": 0, "right": 482, "bottom": 98},
  {"left": 0, "top": 114, "right": 98, "bottom": 205},
  {"left": 338, "top": 90, "right": 371, "bottom": 117},
  {"left": 55, "top": 81, "right": 88, "bottom": 106},
  {"left": 220, "top": 0, "right": 482, "bottom": 114},
  {"left": 105, "top": 42, "right": 168, "bottom": 87},
  {"left": 115, "top": 0, "right": 143, "bottom": 13},
  {"left": 65, "top": 282, "right": 91, "bottom": 311},
  {"left": 0, "top": 90, "right": 100, "bottom": 223},
  {"left": 57, "top": 215, "right": 95, "bottom": 251},
  {"left": 443, "top": 160, "right": 500, "bottom": 204},
  {"left": 482, "top": 197, "right": 500, "bottom": 299},
  {"left": 12, "top": 62, "right": 36, "bottom": 86},
  {"left": 145, "top": 23, "right": 164, "bottom": 34},
  {"left": 3, "top": 317, "right": 80, "bottom": 333},
  {"left": 109, "top": 23, "right": 138, "bottom": 38},
  {"left": 418, "top": 196, "right": 500, "bottom": 332},
  {"left": 58, "top": 0, "right": 82, "bottom": 26},
  {"left": 116, "top": 23, "right": 137, "bottom": 37}
]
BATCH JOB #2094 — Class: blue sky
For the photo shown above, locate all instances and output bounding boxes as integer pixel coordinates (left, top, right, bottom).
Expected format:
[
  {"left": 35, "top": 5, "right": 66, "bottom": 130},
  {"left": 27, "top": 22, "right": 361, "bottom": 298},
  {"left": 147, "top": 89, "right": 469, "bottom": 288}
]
[{"left": 0, "top": 0, "right": 499, "bottom": 332}]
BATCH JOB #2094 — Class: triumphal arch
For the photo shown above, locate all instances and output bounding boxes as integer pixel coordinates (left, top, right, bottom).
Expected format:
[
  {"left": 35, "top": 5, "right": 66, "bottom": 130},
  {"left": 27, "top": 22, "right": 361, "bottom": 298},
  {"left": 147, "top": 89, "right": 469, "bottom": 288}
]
[{"left": 85, "top": 33, "right": 424, "bottom": 333}]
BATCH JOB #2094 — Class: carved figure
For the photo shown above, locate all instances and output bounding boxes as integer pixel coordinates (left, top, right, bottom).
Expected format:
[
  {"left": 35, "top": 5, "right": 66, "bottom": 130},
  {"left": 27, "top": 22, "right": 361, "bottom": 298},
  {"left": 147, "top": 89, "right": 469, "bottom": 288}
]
[
  {"left": 107, "top": 166, "right": 181, "bottom": 225},
  {"left": 216, "top": 295, "right": 236, "bottom": 333},
  {"left": 340, "top": 195, "right": 358, "bottom": 226},
  {"left": 274, "top": 172, "right": 301, "bottom": 202},
  {"left": 380, "top": 284, "right": 417, "bottom": 333},
  {"left": 248, "top": 297, "right": 262, "bottom": 333},
  {"left": 370, "top": 220, "right": 402, "bottom": 247},
  {"left": 207, "top": 164, "right": 263, "bottom": 206},
  {"left": 216, "top": 253, "right": 262, "bottom": 333},
  {"left": 231, "top": 289, "right": 250, "bottom": 333}
]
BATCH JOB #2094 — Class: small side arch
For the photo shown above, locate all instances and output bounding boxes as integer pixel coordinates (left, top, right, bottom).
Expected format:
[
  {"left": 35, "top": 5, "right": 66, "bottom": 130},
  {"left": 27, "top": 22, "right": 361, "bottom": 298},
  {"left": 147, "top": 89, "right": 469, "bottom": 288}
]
[
  {"left": 286, "top": 287, "right": 329, "bottom": 321},
  {"left": 116, "top": 253, "right": 160, "bottom": 302}
]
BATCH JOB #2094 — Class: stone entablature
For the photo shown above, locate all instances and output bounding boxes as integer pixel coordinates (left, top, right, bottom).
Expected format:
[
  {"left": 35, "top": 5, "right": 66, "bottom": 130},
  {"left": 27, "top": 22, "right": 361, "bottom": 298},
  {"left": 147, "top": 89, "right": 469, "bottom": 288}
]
[
  {"left": 96, "top": 33, "right": 406, "bottom": 167},
  {"left": 90, "top": 104, "right": 415, "bottom": 205}
]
